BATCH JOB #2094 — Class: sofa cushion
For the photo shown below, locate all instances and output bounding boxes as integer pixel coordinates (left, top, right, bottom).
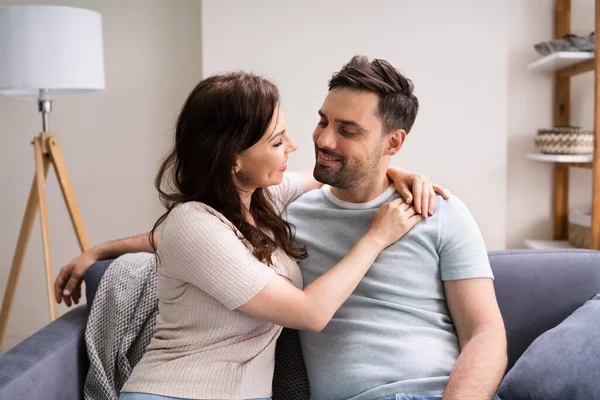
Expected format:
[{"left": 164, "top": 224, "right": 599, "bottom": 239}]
[{"left": 498, "top": 293, "right": 600, "bottom": 399}]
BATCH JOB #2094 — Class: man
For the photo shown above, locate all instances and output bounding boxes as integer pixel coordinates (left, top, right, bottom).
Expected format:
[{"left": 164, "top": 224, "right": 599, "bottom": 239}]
[
  {"left": 56, "top": 56, "right": 507, "bottom": 400},
  {"left": 282, "top": 56, "right": 506, "bottom": 400}
]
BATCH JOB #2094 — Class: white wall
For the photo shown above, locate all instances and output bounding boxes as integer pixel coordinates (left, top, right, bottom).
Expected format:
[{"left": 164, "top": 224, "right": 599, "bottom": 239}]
[
  {"left": 202, "top": 0, "right": 509, "bottom": 250},
  {"left": 3, "top": 0, "right": 590, "bottom": 353},
  {"left": 0, "top": 0, "right": 202, "bottom": 352},
  {"left": 506, "top": 0, "right": 594, "bottom": 248}
]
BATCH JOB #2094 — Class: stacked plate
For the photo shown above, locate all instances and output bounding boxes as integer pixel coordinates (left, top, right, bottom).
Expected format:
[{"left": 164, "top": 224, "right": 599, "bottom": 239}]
[{"left": 534, "top": 126, "right": 594, "bottom": 155}]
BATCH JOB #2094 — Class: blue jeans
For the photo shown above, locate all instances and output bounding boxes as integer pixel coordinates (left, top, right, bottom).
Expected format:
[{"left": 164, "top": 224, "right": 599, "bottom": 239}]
[
  {"left": 120, "top": 393, "right": 270, "bottom": 400},
  {"left": 377, "top": 395, "right": 502, "bottom": 400}
]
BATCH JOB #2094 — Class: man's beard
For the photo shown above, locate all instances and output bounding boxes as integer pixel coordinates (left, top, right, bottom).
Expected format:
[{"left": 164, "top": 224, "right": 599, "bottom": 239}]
[{"left": 313, "top": 143, "right": 382, "bottom": 189}]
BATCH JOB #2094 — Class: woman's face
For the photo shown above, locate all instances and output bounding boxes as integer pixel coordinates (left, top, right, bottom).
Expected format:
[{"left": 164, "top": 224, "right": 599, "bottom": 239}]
[{"left": 235, "top": 105, "right": 297, "bottom": 190}]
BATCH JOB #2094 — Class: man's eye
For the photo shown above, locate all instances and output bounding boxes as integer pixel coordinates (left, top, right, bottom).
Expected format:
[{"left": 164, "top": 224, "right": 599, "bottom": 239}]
[
  {"left": 318, "top": 121, "right": 327, "bottom": 127},
  {"left": 340, "top": 129, "right": 355, "bottom": 137}
]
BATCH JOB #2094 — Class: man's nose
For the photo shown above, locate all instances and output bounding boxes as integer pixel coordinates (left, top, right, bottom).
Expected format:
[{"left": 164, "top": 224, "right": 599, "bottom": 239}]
[{"left": 316, "top": 127, "right": 336, "bottom": 151}]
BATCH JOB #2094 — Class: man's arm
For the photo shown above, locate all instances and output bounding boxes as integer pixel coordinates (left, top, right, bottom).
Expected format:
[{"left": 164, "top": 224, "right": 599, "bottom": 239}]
[
  {"left": 442, "top": 278, "right": 507, "bottom": 400},
  {"left": 54, "top": 232, "right": 158, "bottom": 306}
]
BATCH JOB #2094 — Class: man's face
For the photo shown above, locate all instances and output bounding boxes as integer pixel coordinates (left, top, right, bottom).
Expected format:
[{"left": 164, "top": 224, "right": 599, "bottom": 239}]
[{"left": 312, "top": 88, "right": 386, "bottom": 188}]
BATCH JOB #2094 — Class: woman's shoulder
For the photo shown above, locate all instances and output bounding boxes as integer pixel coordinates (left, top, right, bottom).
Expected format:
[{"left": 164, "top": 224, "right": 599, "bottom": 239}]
[
  {"left": 169, "top": 201, "right": 228, "bottom": 223},
  {"left": 163, "top": 201, "right": 240, "bottom": 240}
]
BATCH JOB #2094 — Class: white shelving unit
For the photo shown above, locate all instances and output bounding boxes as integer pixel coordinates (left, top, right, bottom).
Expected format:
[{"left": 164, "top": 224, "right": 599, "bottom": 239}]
[
  {"left": 522, "top": 0, "right": 600, "bottom": 251},
  {"left": 527, "top": 51, "right": 594, "bottom": 72},
  {"left": 526, "top": 153, "right": 593, "bottom": 163},
  {"left": 524, "top": 239, "right": 575, "bottom": 250}
]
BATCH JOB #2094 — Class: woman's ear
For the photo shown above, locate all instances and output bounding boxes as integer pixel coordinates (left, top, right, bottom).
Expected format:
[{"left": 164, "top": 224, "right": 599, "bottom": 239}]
[
  {"left": 385, "top": 129, "right": 407, "bottom": 156},
  {"left": 234, "top": 157, "right": 242, "bottom": 174}
]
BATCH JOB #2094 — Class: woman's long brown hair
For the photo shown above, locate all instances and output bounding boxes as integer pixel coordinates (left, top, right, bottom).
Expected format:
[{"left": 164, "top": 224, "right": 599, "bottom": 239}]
[{"left": 149, "top": 72, "right": 306, "bottom": 264}]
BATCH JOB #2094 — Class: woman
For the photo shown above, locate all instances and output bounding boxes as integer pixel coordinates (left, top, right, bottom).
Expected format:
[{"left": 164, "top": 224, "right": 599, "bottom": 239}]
[{"left": 55, "top": 72, "right": 446, "bottom": 400}]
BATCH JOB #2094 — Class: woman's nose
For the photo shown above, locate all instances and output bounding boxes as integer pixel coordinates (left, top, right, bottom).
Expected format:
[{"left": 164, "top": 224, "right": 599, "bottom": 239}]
[{"left": 286, "top": 136, "right": 298, "bottom": 153}]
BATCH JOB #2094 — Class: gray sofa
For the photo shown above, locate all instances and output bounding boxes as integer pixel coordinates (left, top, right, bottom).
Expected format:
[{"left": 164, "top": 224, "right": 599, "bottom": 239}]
[{"left": 1, "top": 249, "right": 599, "bottom": 400}]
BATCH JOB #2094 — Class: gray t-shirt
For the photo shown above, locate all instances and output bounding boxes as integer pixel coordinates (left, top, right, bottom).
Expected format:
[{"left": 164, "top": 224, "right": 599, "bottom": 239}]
[{"left": 284, "top": 184, "right": 493, "bottom": 400}]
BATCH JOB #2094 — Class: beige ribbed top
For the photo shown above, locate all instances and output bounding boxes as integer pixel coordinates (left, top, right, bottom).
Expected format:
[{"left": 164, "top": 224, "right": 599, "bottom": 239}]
[{"left": 121, "top": 173, "right": 304, "bottom": 399}]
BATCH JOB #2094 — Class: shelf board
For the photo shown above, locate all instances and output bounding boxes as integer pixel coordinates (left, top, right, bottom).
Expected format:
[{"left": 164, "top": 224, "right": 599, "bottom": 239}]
[
  {"left": 524, "top": 239, "right": 576, "bottom": 249},
  {"left": 527, "top": 52, "right": 594, "bottom": 72},
  {"left": 526, "top": 153, "right": 593, "bottom": 163}
]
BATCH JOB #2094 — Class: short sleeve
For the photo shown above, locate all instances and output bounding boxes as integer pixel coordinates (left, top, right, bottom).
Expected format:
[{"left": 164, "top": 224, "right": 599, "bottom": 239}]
[
  {"left": 267, "top": 172, "right": 305, "bottom": 214},
  {"left": 438, "top": 194, "right": 494, "bottom": 281},
  {"left": 158, "top": 202, "right": 275, "bottom": 310}
]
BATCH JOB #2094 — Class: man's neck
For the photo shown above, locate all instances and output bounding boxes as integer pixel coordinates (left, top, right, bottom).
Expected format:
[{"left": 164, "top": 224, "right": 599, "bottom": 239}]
[{"left": 330, "top": 174, "right": 392, "bottom": 204}]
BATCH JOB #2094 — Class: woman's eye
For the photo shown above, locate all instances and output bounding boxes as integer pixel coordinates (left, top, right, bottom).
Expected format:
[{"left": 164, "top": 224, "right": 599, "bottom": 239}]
[{"left": 274, "top": 140, "right": 284, "bottom": 147}]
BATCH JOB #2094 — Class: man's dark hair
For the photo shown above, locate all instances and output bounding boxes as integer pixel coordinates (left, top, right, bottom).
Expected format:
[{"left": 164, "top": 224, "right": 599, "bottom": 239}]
[{"left": 328, "top": 55, "right": 419, "bottom": 134}]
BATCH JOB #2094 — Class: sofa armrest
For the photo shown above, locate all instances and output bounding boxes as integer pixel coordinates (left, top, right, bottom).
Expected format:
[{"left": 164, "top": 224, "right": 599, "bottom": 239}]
[{"left": 0, "top": 305, "right": 89, "bottom": 400}]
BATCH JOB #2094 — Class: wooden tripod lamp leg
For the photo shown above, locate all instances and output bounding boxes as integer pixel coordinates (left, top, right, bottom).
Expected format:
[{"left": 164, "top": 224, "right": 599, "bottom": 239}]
[
  {"left": 0, "top": 145, "right": 50, "bottom": 349},
  {"left": 0, "top": 133, "right": 90, "bottom": 349},
  {"left": 34, "top": 137, "right": 58, "bottom": 322},
  {"left": 46, "top": 134, "right": 90, "bottom": 252}
]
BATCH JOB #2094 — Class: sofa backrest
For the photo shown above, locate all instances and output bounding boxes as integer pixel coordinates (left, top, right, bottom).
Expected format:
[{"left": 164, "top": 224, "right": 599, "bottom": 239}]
[
  {"left": 84, "top": 249, "right": 600, "bottom": 398},
  {"left": 489, "top": 249, "right": 600, "bottom": 370}
]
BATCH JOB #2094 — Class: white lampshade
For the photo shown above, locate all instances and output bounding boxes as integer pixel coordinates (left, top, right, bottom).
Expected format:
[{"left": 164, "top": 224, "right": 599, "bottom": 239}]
[{"left": 0, "top": 5, "right": 105, "bottom": 98}]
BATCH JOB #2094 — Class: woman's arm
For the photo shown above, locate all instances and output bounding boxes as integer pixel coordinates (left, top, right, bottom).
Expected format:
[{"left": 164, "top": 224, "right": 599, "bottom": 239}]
[
  {"left": 55, "top": 169, "right": 323, "bottom": 306},
  {"left": 239, "top": 234, "right": 384, "bottom": 331},
  {"left": 296, "top": 167, "right": 449, "bottom": 217},
  {"left": 297, "top": 169, "right": 324, "bottom": 192},
  {"left": 54, "top": 231, "right": 158, "bottom": 306},
  {"left": 238, "top": 198, "right": 422, "bottom": 331}
]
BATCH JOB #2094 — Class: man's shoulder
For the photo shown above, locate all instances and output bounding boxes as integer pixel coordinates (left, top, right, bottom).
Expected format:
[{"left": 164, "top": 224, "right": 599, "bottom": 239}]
[
  {"left": 401, "top": 192, "right": 471, "bottom": 232},
  {"left": 424, "top": 192, "right": 482, "bottom": 251},
  {"left": 436, "top": 192, "right": 475, "bottom": 225},
  {"left": 285, "top": 187, "right": 328, "bottom": 212}
]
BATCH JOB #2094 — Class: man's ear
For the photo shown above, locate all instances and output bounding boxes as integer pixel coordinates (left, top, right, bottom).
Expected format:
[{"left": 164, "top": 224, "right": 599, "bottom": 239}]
[{"left": 384, "top": 129, "right": 406, "bottom": 156}]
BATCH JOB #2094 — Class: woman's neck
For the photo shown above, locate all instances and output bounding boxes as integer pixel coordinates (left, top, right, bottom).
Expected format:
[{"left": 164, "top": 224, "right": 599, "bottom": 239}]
[
  {"left": 239, "top": 187, "right": 253, "bottom": 208},
  {"left": 238, "top": 188, "right": 255, "bottom": 226}
]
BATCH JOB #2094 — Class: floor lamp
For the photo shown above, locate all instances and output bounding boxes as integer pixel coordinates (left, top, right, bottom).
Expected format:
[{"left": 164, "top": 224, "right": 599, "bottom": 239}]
[{"left": 0, "top": 6, "right": 105, "bottom": 349}]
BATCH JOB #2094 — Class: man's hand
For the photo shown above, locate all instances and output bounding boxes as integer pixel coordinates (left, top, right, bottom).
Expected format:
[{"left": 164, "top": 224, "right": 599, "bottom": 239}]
[
  {"left": 54, "top": 249, "right": 100, "bottom": 306},
  {"left": 387, "top": 167, "right": 449, "bottom": 218}
]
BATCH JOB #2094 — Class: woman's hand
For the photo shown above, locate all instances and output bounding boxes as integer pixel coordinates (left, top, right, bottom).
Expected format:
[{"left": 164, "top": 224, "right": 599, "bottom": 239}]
[
  {"left": 367, "top": 197, "right": 423, "bottom": 249},
  {"left": 54, "top": 248, "right": 99, "bottom": 307},
  {"left": 387, "top": 167, "right": 449, "bottom": 218}
]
